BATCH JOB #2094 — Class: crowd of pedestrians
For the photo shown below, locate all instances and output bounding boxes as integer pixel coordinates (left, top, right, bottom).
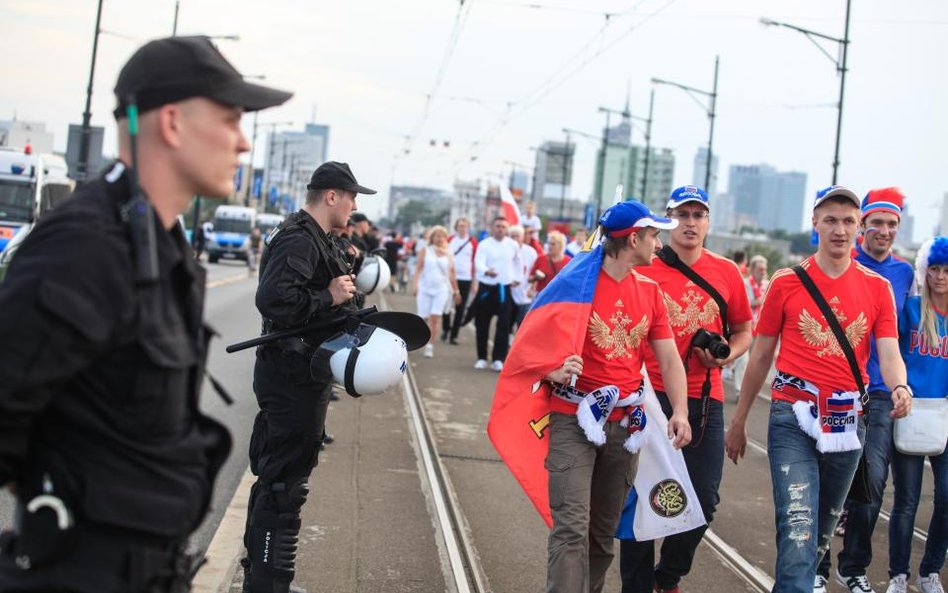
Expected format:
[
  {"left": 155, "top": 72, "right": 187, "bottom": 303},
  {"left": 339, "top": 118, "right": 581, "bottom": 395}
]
[{"left": 399, "top": 186, "right": 944, "bottom": 593}]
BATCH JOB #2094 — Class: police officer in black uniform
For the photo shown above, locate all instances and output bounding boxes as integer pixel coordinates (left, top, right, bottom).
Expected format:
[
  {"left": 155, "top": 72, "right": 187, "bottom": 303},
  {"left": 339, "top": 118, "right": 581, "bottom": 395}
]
[
  {"left": 0, "top": 36, "right": 291, "bottom": 592},
  {"left": 241, "top": 161, "right": 376, "bottom": 593}
]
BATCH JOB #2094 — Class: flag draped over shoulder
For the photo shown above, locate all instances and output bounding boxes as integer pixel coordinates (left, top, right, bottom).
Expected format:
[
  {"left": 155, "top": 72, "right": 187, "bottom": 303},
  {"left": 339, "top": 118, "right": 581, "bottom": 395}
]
[{"left": 487, "top": 246, "right": 604, "bottom": 527}]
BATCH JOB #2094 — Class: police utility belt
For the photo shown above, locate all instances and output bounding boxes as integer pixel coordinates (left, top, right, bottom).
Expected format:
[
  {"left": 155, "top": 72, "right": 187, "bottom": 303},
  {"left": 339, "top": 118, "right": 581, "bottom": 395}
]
[{"left": 551, "top": 382, "right": 648, "bottom": 453}]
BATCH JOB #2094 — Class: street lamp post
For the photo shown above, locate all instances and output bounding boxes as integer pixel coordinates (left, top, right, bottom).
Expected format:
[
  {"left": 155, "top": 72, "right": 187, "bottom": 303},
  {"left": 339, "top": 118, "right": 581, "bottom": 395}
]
[
  {"left": 559, "top": 131, "right": 571, "bottom": 221},
  {"left": 760, "top": 0, "right": 852, "bottom": 184},
  {"left": 596, "top": 99, "right": 654, "bottom": 207},
  {"left": 652, "top": 55, "right": 720, "bottom": 192},
  {"left": 595, "top": 109, "right": 612, "bottom": 217},
  {"left": 76, "top": 0, "right": 104, "bottom": 185},
  {"left": 640, "top": 89, "right": 655, "bottom": 201}
]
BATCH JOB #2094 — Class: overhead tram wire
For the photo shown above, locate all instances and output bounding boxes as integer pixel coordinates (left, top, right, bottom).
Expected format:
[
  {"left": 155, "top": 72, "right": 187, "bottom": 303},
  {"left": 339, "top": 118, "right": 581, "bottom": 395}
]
[
  {"left": 455, "top": 0, "right": 680, "bottom": 174},
  {"left": 401, "top": 0, "right": 475, "bottom": 159}
]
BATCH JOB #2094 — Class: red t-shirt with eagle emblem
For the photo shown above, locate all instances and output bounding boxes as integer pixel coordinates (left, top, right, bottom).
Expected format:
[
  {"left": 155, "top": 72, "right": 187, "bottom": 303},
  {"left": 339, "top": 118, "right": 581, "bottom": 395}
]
[
  {"left": 549, "top": 269, "right": 673, "bottom": 420},
  {"left": 755, "top": 256, "right": 897, "bottom": 400},
  {"left": 638, "top": 249, "right": 752, "bottom": 402}
]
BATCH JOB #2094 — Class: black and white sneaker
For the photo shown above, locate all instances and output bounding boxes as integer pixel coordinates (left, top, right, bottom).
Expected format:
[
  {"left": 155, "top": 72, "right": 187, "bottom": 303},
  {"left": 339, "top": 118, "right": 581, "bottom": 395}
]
[
  {"left": 836, "top": 570, "right": 875, "bottom": 593},
  {"left": 814, "top": 574, "right": 828, "bottom": 593}
]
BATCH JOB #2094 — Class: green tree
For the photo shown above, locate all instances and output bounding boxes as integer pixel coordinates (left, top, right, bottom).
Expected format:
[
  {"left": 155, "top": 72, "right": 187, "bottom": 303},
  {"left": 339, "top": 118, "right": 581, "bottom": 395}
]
[{"left": 394, "top": 200, "right": 450, "bottom": 229}]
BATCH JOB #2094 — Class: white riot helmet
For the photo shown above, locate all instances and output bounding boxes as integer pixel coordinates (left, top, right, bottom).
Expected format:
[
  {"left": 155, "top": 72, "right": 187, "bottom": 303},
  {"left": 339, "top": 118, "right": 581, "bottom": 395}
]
[
  {"left": 317, "top": 323, "right": 407, "bottom": 397},
  {"left": 354, "top": 256, "right": 391, "bottom": 294}
]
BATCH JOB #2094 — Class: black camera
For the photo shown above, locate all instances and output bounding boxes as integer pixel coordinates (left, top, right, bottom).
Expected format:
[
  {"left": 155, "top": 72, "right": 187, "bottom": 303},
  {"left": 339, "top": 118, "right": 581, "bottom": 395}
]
[{"left": 691, "top": 328, "right": 730, "bottom": 360}]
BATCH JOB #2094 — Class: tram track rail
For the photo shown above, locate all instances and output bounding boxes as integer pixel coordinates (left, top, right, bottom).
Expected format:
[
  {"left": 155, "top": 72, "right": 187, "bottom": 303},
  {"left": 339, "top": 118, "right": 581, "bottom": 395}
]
[{"left": 384, "top": 295, "right": 487, "bottom": 593}]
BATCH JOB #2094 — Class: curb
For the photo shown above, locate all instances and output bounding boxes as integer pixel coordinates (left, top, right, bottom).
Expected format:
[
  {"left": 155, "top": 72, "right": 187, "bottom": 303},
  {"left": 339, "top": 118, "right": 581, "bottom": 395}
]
[{"left": 192, "top": 469, "right": 254, "bottom": 592}]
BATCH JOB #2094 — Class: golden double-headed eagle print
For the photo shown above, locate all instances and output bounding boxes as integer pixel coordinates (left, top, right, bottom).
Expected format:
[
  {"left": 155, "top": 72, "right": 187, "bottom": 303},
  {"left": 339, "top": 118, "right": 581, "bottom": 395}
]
[
  {"left": 588, "top": 300, "right": 649, "bottom": 360},
  {"left": 664, "top": 285, "right": 719, "bottom": 337},
  {"left": 797, "top": 297, "right": 868, "bottom": 358}
]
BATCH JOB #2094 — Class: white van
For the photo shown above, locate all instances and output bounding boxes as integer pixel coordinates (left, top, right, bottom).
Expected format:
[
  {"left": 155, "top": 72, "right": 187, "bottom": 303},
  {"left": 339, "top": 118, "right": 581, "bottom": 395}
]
[{"left": 0, "top": 147, "right": 74, "bottom": 278}]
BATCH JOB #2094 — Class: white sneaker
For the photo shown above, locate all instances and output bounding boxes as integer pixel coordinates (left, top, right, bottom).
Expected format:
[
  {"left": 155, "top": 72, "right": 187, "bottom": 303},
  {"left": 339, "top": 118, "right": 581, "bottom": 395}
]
[
  {"left": 490, "top": 360, "right": 504, "bottom": 372},
  {"left": 885, "top": 574, "right": 907, "bottom": 593},
  {"left": 474, "top": 359, "right": 488, "bottom": 370},
  {"left": 918, "top": 573, "right": 945, "bottom": 593},
  {"left": 423, "top": 344, "right": 434, "bottom": 358},
  {"left": 814, "top": 575, "right": 828, "bottom": 593},
  {"left": 836, "top": 569, "right": 875, "bottom": 593}
]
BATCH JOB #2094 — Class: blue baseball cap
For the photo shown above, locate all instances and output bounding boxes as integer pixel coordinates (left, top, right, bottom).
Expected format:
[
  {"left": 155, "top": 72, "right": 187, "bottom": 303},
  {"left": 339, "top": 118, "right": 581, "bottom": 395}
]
[
  {"left": 666, "top": 185, "right": 709, "bottom": 210},
  {"left": 599, "top": 200, "right": 678, "bottom": 238},
  {"left": 813, "top": 185, "right": 860, "bottom": 211}
]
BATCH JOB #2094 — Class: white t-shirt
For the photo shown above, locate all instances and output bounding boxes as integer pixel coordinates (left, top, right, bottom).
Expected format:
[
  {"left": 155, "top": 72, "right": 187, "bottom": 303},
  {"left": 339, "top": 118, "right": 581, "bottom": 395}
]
[
  {"left": 418, "top": 246, "right": 451, "bottom": 295},
  {"left": 474, "top": 236, "right": 519, "bottom": 285},
  {"left": 511, "top": 243, "right": 538, "bottom": 305},
  {"left": 448, "top": 234, "right": 476, "bottom": 281}
]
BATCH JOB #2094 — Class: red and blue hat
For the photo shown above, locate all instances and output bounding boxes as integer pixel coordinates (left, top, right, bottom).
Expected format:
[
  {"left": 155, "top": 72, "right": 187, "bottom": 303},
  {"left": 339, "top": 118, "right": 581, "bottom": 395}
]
[
  {"left": 599, "top": 200, "right": 678, "bottom": 238},
  {"left": 813, "top": 185, "right": 860, "bottom": 211},
  {"left": 666, "top": 185, "right": 709, "bottom": 210},
  {"left": 860, "top": 187, "right": 904, "bottom": 221}
]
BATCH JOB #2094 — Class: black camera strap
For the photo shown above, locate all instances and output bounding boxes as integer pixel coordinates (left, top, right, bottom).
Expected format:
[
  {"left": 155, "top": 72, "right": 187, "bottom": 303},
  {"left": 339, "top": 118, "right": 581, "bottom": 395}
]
[
  {"left": 656, "top": 246, "right": 732, "bottom": 448},
  {"left": 656, "top": 246, "right": 730, "bottom": 338},
  {"left": 791, "top": 265, "right": 869, "bottom": 408}
]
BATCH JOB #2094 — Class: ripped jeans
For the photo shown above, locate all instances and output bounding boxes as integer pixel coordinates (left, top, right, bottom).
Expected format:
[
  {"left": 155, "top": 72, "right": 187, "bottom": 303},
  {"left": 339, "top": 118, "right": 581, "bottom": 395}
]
[{"left": 768, "top": 399, "right": 866, "bottom": 593}]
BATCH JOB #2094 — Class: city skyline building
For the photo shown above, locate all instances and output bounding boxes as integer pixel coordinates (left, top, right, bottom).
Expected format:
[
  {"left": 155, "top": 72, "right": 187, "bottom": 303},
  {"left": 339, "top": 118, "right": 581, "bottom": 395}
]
[
  {"left": 388, "top": 184, "right": 454, "bottom": 221},
  {"left": 265, "top": 123, "right": 330, "bottom": 210},
  {"left": 728, "top": 163, "right": 807, "bottom": 232},
  {"left": 594, "top": 143, "right": 675, "bottom": 213},
  {"left": 693, "top": 147, "right": 720, "bottom": 197},
  {"left": 451, "top": 179, "right": 483, "bottom": 230},
  {"left": 531, "top": 139, "right": 575, "bottom": 204}
]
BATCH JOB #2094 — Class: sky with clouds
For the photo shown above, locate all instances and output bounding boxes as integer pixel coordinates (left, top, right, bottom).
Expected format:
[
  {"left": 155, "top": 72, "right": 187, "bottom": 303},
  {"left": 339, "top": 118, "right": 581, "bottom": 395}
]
[{"left": 3, "top": 0, "right": 946, "bottom": 239}]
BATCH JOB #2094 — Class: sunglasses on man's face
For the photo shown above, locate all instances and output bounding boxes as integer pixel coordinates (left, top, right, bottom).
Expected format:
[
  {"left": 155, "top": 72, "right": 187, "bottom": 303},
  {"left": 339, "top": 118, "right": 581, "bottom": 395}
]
[{"left": 669, "top": 210, "right": 709, "bottom": 221}]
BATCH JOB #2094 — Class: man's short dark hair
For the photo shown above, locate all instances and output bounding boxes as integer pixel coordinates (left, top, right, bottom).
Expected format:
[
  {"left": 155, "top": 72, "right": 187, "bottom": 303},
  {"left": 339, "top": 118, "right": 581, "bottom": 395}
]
[
  {"left": 493, "top": 216, "right": 508, "bottom": 224},
  {"left": 815, "top": 195, "right": 860, "bottom": 211},
  {"left": 305, "top": 188, "right": 329, "bottom": 205},
  {"left": 603, "top": 234, "right": 630, "bottom": 257}
]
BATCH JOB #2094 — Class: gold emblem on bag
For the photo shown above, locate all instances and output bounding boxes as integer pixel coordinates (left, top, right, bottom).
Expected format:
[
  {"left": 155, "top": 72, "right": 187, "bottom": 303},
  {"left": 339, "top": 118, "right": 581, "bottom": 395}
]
[{"left": 650, "top": 479, "right": 687, "bottom": 517}]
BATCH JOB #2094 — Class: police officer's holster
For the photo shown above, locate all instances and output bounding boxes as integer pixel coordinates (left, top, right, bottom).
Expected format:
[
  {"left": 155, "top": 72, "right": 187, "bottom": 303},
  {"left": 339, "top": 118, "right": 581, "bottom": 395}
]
[{"left": 0, "top": 509, "right": 201, "bottom": 593}]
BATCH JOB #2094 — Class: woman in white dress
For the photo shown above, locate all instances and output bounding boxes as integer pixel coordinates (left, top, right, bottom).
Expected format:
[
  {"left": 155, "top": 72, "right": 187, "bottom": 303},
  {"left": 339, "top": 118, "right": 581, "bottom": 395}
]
[{"left": 412, "top": 225, "right": 461, "bottom": 358}]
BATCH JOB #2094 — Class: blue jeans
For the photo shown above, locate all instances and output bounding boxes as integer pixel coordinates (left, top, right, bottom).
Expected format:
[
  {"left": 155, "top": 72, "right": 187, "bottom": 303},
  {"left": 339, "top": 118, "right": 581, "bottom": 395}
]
[
  {"left": 619, "top": 394, "right": 724, "bottom": 592},
  {"left": 888, "top": 442, "right": 948, "bottom": 578},
  {"left": 768, "top": 400, "right": 866, "bottom": 593},
  {"left": 818, "top": 392, "right": 893, "bottom": 577}
]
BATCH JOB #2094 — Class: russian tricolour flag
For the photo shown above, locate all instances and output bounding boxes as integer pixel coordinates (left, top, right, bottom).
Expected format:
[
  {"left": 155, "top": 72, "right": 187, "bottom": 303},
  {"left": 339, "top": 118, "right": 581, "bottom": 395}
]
[
  {"left": 488, "top": 245, "right": 602, "bottom": 526},
  {"left": 487, "top": 243, "right": 704, "bottom": 540}
]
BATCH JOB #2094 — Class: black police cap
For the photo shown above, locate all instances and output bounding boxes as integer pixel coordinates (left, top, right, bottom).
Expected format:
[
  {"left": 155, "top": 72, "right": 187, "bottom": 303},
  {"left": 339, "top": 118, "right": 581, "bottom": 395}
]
[
  {"left": 113, "top": 36, "right": 292, "bottom": 119},
  {"left": 306, "top": 161, "right": 376, "bottom": 195}
]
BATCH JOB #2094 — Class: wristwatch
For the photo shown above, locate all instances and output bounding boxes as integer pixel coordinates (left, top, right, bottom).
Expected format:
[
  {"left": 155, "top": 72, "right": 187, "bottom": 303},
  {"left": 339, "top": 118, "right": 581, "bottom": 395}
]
[{"left": 893, "top": 384, "right": 914, "bottom": 397}]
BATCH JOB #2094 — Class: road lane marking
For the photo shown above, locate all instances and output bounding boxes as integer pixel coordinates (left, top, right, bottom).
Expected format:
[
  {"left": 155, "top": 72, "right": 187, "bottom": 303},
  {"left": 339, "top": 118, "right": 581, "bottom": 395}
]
[{"left": 206, "top": 272, "right": 250, "bottom": 289}]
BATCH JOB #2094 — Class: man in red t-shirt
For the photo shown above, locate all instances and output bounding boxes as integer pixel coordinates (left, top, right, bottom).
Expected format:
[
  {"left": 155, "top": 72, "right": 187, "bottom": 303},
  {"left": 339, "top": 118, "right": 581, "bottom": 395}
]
[
  {"left": 620, "top": 185, "right": 753, "bottom": 593},
  {"left": 543, "top": 200, "right": 691, "bottom": 593},
  {"left": 725, "top": 186, "right": 912, "bottom": 593}
]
